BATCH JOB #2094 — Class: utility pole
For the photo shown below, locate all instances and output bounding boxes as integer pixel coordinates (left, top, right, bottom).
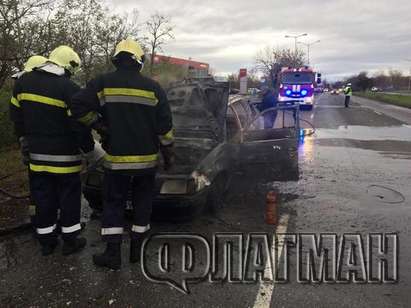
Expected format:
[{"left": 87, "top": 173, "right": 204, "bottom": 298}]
[
  {"left": 406, "top": 59, "right": 411, "bottom": 91},
  {"left": 298, "top": 40, "right": 320, "bottom": 65},
  {"left": 285, "top": 33, "right": 308, "bottom": 54}
]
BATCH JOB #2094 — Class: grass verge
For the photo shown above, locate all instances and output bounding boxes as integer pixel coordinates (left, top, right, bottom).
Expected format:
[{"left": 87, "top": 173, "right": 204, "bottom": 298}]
[{"left": 355, "top": 92, "right": 411, "bottom": 109}]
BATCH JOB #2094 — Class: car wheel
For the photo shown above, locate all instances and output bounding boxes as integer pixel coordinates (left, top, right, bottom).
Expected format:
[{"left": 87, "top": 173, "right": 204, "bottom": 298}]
[{"left": 206, "top": 172, "right": 230, "bottom": 215}]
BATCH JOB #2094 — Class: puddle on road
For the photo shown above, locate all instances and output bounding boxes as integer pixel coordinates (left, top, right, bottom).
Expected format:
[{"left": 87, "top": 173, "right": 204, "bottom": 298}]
[
  {"left": 315, "top": 139, "right": 411, "bottom": 159},
  {"left": 315, "top": 125, "right": 411, "bottom": 142},
  {"left": 311, "top": 125, "right": 411, "bottom": 159},
  {"left": 366, "top": 185, "right": 406, "bottom": 204}
]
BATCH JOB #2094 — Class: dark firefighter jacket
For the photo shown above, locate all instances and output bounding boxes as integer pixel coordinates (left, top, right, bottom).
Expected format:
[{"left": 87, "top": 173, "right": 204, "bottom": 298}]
[
  {"left": 70, "top": 67, "right": 174, "bottom": 173},
  {"left": 9, "top": 70, "right": 94, "bottom": 174},
  {"left": 260, "top": 90, "right": 278, "bottom": 112}
]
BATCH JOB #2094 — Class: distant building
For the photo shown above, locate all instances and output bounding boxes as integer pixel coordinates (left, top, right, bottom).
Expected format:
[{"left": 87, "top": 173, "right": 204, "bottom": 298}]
[{"left": 152, "top": 55, "right": 210, "bottom": 78}]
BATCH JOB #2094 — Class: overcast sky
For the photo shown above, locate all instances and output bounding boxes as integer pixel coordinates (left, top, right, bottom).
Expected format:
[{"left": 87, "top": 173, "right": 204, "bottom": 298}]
[{"left": 113, "top": 0, "right": 411, "bottom": 81}]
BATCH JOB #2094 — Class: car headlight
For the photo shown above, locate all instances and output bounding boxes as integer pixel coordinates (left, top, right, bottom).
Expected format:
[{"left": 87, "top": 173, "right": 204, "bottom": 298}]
[
  {"left": 159, "top": 172, "right": 211, "bottom": 195},
  {"left": 160, "top": 179, "right": 193, "bottom": 195},
  {"left": 191, "top": 171, "right": 211, "bottom": 192}
]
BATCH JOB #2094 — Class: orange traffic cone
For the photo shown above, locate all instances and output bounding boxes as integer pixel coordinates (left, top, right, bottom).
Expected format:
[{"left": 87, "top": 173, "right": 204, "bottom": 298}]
[{"left": 266, "top": 191, "right": 277, "bottom": 225}]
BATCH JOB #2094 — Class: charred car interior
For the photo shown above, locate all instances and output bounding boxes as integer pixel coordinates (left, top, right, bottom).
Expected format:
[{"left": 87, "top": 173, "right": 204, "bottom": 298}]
[{"left": 83, "top": 78, "right": 300, "bottom": 219}]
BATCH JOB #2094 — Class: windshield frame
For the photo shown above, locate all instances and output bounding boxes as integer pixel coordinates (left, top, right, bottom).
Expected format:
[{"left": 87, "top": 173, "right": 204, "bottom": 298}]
[{"left": 281, "top": 72, "right": 315, "bottom": 84}]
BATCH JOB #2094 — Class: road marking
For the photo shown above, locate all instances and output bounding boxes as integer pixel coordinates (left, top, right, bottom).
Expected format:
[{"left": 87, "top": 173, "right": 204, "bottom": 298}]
[
  {"left": 253, "top": 214, "right": 290, "bottom": 308},
  {"left": 374, "top": 110, "right": 383, "bottom": 116}
]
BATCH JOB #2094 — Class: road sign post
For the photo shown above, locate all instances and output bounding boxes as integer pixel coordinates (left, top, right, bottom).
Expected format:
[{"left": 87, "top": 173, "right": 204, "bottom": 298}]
[{"left": 239, "top": 68, "right": 248, "bottom": 95}]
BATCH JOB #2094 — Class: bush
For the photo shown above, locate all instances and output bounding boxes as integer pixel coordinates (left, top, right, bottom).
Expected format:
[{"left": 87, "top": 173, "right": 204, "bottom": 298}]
[{"left": 0, "top": 89, "right": 17, "bottom": 149}]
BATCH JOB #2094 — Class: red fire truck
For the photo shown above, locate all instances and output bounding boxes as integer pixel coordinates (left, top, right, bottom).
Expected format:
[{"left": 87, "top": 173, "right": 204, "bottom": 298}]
[{"left": 277, "top": 67, "right": 321, "bottom": 110}]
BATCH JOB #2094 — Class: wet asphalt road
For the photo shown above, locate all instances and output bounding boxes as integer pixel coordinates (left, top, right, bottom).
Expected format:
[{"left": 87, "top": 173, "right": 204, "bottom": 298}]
[{"left": 0, "top": 93, "right": 410, "bottom": 307}]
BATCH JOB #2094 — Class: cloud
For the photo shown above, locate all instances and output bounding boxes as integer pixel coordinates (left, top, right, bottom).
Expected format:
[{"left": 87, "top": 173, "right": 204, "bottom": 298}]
[{"left": 112, "top": 0, "right": 411, "bottom": 80}]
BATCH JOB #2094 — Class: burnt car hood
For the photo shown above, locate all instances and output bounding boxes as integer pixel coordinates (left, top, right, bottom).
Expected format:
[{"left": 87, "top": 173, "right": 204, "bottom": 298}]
[{"left": 162, "top": 79, "right": 229, "bottom": 176}]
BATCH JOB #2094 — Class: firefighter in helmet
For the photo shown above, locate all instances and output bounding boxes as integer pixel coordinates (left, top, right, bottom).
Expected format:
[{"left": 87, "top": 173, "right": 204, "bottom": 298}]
[
  {"left": 71, "top": 38, "right": 174, "bottom": 270},
  {"left": 10, "top": 46, "right": 94, "bottom": 256}
]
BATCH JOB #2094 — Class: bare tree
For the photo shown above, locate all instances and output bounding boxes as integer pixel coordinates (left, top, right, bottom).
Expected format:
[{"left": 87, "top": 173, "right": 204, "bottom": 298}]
[
  {"left": 255, "top": 46, "right": 306, "bottom": 86},
  {"left": 0, "top": 0, "right": 144, "bottom": 87},
  {"left": 0, "top": 0, "right": 51, "bottom": 87},
  {"left": 389, "top": 70, "right": 405, "bottom": 90},
  {"left": 145, "top": 13, "right": 174, "bottom": 76},
  {"left": 95, "top": 9, "right": 142, "bottom": 67},
  {"left": 24, "top": 0, "right": 143, "bottom": 83}
]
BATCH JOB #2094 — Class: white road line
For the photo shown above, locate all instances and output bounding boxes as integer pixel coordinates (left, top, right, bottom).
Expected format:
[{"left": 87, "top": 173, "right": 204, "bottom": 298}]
[{"left": 253, "top": 214, "right": 290, "bottom": 308}]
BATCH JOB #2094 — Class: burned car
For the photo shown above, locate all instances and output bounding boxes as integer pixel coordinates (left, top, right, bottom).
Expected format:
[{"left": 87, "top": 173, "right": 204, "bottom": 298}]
[{"left": 83, "top": 78, "right": 300, "bottom": 218}]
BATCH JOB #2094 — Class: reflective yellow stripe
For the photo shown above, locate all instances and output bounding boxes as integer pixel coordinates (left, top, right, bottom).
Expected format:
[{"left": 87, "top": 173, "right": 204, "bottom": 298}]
[
  {"left": 103, "top": 88, "right": 157, "bottom": 102},
  {"left": 105, "top": 153, "right": 158, "bottom": 163},
  {"left": 78, "top": 112, "right": 98, "bottom": 126},
  {"left": 162, "top": 129, "right": 174, "bottom": 140},
  {"left": 67, "top": 109, "right": 72, "bottom": 116},
  {"left": 159, "top": 129, "right": 174, "bottom": 146},
  {"left": 29, "top": 164, "right": 82, "bottom": 174},
  {"left": 10, "top": 96, "right": 20, "bottom": 108},
  {"left": 17, "top": 93, "right": 66, "bottom": 108}
]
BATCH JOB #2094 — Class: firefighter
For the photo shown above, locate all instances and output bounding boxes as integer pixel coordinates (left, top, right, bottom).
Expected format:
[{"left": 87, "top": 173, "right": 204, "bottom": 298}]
[
  {"left": 344, "top": 83, "right": 353, "bottom": 108},
  {"left": 11, "top": 55, "right": 48, "bottom": 224},
  {"left": 260, "top": 87, "right": 278, "bottom": 129},
  {"left": 11, "top": 55, "right": 48, "bottom": 79},
  {"left": 9, "top": 46, "right": 94, "bottom": 256},
  {"left": 71, "top": 38, "right": 174, "bottom": 270}
]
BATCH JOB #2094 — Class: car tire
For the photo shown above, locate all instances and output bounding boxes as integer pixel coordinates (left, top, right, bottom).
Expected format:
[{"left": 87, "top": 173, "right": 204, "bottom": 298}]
[{"left": 206, "top": 172, "right": 230, "bottom": 215}]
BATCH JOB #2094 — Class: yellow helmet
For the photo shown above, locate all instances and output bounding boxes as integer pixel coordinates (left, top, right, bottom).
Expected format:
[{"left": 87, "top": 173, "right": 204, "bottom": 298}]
[
  {"left": 49, "top": 45, "right": 81, "bottom": 75},
  {"left": 113, "top": 38, "right": 145, "bottom": 64},
  {"left": 24, "top": 55, "right": 48, "bottom": 72}
]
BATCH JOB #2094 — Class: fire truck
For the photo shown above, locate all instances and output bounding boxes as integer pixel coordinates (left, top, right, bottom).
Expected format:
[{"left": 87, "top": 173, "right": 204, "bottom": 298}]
[{"left": 277, "top": 67, "right": 321, "bottom": 110}]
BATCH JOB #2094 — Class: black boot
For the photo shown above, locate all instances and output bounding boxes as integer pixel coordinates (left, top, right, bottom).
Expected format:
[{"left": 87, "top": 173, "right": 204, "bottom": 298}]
[
  {"left": 93, "top": 243, "right": 121, "bottom": 270},
  {"left": 62, "top": 237, "right": 87, "bottom": 256},
  {"left": 41, "top": 239, "right": 59, "bottom": 256}
]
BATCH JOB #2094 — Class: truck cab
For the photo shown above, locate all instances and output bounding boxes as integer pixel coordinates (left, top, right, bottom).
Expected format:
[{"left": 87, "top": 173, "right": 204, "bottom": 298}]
[{"left": 278, "top": 67, "right": 319, "bottom": 110}]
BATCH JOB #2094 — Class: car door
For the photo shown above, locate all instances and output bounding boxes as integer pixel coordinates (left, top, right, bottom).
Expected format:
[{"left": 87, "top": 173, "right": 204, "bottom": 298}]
[{"left": 227, "top": 98, "right": 300, "bottom": 182}]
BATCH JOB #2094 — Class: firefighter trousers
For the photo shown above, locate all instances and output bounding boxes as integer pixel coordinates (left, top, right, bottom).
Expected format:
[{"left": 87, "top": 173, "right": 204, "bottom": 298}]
[
  {"left": 101, "top": 172, "right": 155, "bottom": 243},
  {"left": 30, "top": 172, "right": 82, "bottom": 245}
]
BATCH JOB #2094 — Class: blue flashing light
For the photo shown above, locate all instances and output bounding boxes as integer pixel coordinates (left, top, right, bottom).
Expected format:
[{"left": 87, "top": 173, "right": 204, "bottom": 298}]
[
  {"left": 286, "top": 90, "right": 292, "bottom": 96},
  {"left": 301, "top": 89, "right": 308, "bottom": 96}
]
